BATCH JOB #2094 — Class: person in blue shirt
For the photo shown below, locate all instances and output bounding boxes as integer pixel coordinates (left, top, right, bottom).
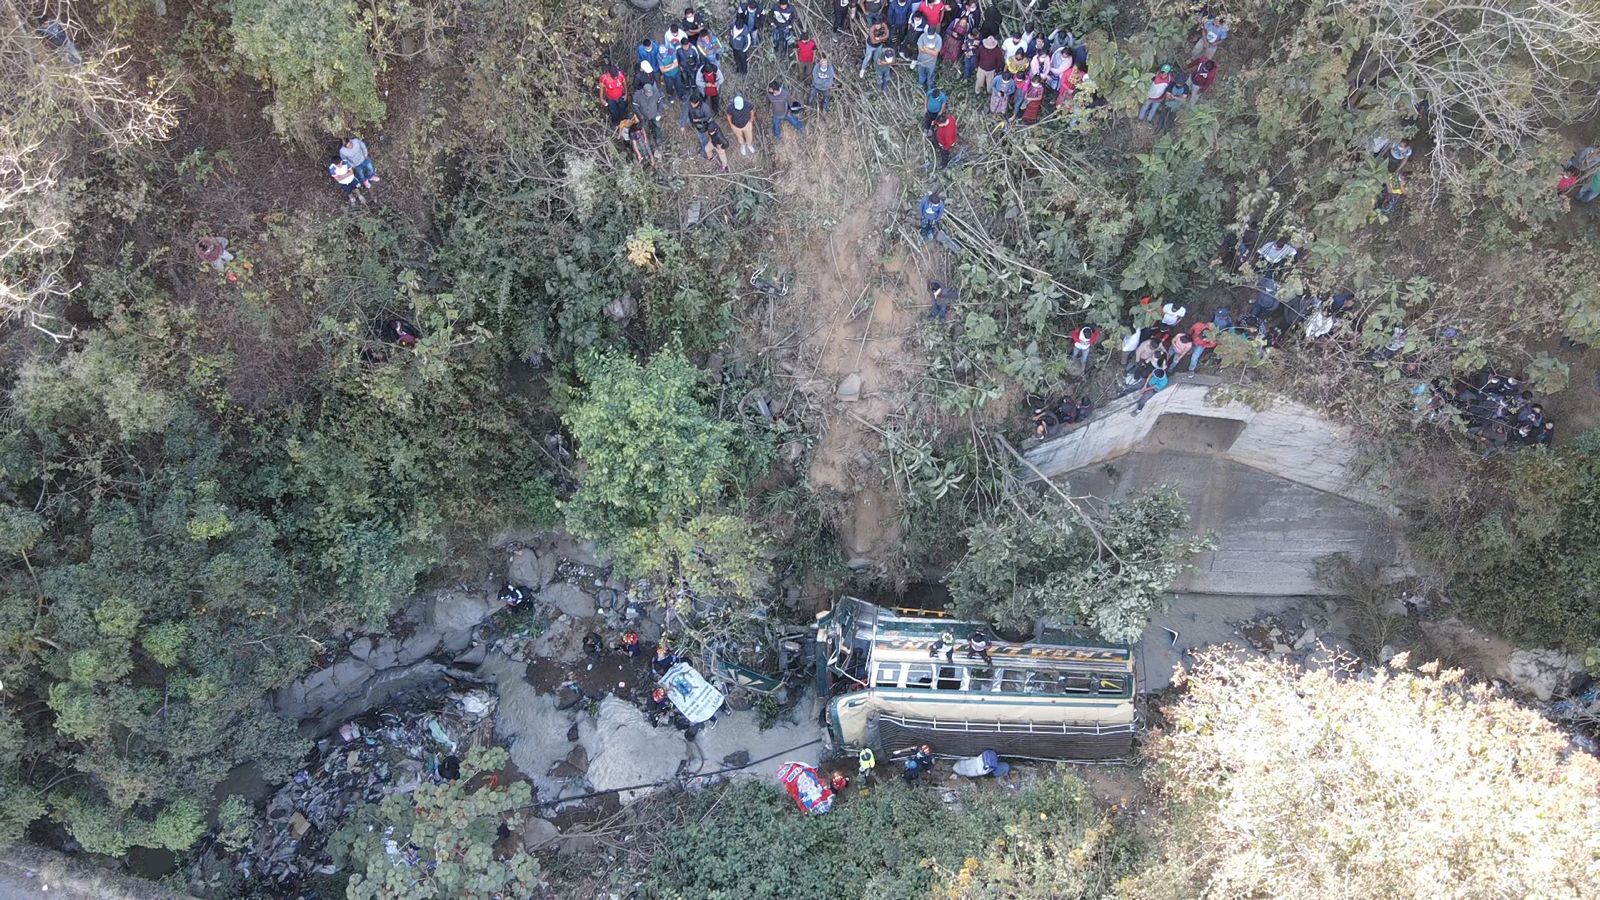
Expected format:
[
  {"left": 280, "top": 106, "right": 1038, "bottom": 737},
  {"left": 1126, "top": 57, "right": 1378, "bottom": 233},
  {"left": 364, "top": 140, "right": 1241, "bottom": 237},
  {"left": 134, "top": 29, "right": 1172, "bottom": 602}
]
[
  {"left": 919, "top": 192, "right": 945, "bottom": 240},
  {"left": 656, "top": 41, "right": 684, "bottom": 101},
  {"left": 1131, "top": 365, "right": 1170, "bottom": 416},
  {"left": 923, "top": 87, "right": 947, "bottom": 132}
]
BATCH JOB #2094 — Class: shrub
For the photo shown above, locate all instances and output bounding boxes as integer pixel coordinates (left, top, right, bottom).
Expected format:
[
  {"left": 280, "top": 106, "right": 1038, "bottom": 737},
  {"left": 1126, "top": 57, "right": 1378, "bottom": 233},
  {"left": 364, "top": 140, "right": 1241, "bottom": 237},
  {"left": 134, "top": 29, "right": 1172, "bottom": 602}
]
[
  {"left": 1129, "top": 650, "right": 1600, "bottom": 899},
  {"left": 226, "top": 0, "right": 385, "bottom": 142},
  {"left": 650, "top": 775, "right": 1137, "bottom": 900}
]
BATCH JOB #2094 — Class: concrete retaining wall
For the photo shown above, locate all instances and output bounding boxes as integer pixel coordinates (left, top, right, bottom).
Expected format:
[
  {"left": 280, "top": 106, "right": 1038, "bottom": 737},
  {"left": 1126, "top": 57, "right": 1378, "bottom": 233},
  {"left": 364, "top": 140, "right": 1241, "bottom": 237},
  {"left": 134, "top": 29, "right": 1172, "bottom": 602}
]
[
  {"left": 1023, "top": 380, "right": 1401, "bottom": 596},
  {"left": 1024, "top": 378, "right": 1387, "bottom": 509}
]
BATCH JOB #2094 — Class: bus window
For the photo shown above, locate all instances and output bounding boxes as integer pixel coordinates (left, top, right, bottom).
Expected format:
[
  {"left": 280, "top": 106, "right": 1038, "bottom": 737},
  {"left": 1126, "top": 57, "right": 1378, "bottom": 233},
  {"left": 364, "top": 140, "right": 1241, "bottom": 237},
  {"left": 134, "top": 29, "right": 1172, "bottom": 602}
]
[
  {"left": 904, "top": 664, "right": 935, "bottom": 690},
  {"left": 874, "top": 662, "right": 901, "bottom": 687},
  {"left": 997, "top": 670, "right": 1029, "bottom": 693},
  {"left": 936, "top": 666, "right": 962, "bottom": 691},
  {"left": 1097, "top": 675, "right": 1126, "bottom": 695},
  {"left": 1060, "top": 673, "right": 1095, "bottom": 694}
]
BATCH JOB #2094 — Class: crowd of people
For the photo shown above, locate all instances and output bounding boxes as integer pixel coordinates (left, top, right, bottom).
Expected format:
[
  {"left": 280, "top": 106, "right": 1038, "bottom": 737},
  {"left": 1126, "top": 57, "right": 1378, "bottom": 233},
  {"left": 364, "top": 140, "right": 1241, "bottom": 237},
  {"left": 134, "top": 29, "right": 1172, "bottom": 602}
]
[
  {"left": 1426, "top": 371, "right": 1558, "bottom": 456},
  {"left": 596, "top": 2, "right": 1241, "bottom": 170}
]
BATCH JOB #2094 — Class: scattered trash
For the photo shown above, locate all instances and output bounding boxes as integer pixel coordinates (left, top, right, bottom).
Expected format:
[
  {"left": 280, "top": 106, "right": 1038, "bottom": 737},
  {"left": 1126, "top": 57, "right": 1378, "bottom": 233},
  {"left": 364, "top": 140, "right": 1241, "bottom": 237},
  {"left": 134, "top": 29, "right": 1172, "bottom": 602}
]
[{"left": 185, "top": 681, "right": 497, "bottom": 892}]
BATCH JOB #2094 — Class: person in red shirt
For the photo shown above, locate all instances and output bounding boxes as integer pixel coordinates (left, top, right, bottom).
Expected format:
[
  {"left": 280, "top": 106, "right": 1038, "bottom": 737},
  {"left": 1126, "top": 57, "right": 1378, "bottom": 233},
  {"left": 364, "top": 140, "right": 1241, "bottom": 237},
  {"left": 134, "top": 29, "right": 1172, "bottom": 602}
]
[
  {"left": 1191, "top": 58, "right": 1219, "bottom": 94},
  {"left": 932, "top": 111, "right": 957, "bottom": 168},
  {"left": 796, "top": 32, "right": 817, "bottom": 83},
  {"left": 599, "top": 64, "right": 628, "bottom": 125},
  {"left": 1186, "top": 320, "right": 1218, "bottom": 373},
  {"left": 918, "top": 0, "right": 945, "bottom": 31}
]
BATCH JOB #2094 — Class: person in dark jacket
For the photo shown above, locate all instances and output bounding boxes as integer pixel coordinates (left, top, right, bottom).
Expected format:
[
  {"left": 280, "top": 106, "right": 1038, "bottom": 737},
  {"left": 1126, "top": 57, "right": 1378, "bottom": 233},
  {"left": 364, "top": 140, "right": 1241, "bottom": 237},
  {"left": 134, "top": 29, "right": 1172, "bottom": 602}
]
[{"left": 729, "top": 19, "right": 755, "bottom": 73}]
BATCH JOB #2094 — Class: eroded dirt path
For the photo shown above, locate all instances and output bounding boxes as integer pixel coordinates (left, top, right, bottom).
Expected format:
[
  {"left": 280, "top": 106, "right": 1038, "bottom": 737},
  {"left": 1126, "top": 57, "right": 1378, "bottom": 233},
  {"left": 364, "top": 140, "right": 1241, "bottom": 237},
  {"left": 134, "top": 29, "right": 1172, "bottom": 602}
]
[{"left": 761, "top": 135, "right": 937, "bottom": 574}]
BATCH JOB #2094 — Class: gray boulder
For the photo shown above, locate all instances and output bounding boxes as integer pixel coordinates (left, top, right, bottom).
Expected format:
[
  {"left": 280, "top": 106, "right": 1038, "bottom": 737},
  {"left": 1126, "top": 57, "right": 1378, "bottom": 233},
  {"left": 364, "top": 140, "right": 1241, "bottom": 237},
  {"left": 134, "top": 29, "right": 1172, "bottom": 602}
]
[
  {"left": 522, "top": 817, "right": 562, "bottom": 850},
  {"left": 541, "top": 582, "right": 597, "bottom": 619},
  {"left": 1506, "top": 648, "right": 1588, "bottom": 702},
  {"left": 430, "top": 587, "right": 500, "bottom": 636},
  {"left": 508, "top": 547, "right": 555, "bottom": 588}
]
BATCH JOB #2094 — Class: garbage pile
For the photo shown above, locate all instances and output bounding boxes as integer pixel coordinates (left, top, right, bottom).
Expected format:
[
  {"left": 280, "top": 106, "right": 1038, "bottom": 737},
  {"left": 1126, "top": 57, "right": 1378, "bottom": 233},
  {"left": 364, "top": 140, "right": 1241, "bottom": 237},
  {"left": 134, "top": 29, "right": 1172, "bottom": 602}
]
[{"left": 195, "top": 682, "right": 497, "bottom": 893}]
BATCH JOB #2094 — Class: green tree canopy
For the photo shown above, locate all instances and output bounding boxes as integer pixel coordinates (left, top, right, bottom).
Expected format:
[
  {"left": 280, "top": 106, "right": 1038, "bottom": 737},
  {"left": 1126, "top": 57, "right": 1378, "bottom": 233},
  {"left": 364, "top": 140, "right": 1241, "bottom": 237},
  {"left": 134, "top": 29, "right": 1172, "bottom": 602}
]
[
  {"left": 562, "top": 349, "right": 735, "bottom": 544},
  {"left": 331, "top": 747, "right": 539, "bottom": 900},
  {"left": 226, "top": 0, "right": 385, "bottom": 142},
  {"left": 944, "top": 489, "right": 1211, "bottom": 643}
]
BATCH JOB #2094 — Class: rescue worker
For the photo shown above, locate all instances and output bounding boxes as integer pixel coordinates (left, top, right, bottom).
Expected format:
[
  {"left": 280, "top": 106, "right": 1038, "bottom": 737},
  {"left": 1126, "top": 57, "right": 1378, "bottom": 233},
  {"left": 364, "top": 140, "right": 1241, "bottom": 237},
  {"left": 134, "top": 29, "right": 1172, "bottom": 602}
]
[
  {"left": 621, "top": 630, "right": 642, "bottom": 657},
  {"left": 857, "top": 748, "right": 877, "bottom": 786},
  {"left": 965, "top": 629, "right": 993, "bottom": 665},
  {"left": 928, "top": 631, "right": 956, "bottom": 663},
  {"left": 646, "top": 686, "right": 673, "bottom": 726},
  {"left": 653, "top": 642, "right": 679, "bottom": 676}
]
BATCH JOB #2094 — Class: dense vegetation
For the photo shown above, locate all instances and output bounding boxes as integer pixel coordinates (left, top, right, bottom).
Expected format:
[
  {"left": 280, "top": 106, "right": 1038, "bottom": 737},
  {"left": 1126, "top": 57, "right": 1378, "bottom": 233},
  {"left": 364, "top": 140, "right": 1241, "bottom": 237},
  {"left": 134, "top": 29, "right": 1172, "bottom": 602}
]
[
  {"left": 648, "top": 774, "right": 1139, "bottom": 899},
  {"left": 2, "top": 0, "right": 1599, "bottom": 888}
]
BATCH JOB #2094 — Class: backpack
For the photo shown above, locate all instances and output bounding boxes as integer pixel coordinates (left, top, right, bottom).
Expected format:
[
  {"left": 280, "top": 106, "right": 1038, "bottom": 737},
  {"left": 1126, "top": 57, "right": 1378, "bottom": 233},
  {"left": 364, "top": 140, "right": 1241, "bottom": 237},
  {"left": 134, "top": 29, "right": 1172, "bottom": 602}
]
[{"left": 1213, "top": 307, "right": 1233, "bottom": 330}]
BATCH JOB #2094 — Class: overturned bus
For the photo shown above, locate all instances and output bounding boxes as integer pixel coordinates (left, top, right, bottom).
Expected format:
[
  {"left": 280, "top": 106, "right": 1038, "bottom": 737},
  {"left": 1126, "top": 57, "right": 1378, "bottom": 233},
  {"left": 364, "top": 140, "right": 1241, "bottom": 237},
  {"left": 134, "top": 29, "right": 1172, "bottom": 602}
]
[{"left": 815, "top": 597, "right": 1138, "bottom": 760}]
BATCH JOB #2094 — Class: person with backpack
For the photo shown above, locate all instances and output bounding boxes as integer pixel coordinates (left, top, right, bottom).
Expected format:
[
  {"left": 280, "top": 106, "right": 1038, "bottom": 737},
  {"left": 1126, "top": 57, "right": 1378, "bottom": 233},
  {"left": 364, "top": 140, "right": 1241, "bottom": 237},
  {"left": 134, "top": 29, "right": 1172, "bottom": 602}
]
[
  {"left": 729, "top": 19, "right": 755, "bottom": 74},
  {"left": 810, "top": 52, "right": 836, "bottom": 110},
  {"left": 727, "top": 94, "right": 757, "bottom": 155},
  {"left": 599, "top": 64, "right": 629, "bottom": 125},
  {"left": 768, "top": 80, "right": 806, "bottom": 140}
]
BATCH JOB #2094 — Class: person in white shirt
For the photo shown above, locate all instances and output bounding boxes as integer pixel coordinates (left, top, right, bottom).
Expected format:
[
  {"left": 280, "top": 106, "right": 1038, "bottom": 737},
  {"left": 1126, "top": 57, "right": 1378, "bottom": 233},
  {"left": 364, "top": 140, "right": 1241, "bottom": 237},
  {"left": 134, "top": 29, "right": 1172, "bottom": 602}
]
[
  {"left": 1160, "top": 302, "right": 1187, "bottom": 327},
  {"left": 1256, "top": 239, "right": 1297, "bottom": 272}
]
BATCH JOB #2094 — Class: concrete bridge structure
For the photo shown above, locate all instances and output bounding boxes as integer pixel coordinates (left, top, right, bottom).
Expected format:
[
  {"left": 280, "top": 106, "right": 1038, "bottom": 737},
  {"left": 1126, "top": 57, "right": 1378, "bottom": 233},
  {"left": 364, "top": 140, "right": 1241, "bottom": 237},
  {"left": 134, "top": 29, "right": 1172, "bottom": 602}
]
[{"left": 1023, "top": 377, "right": 1400, "bottom": 598}]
